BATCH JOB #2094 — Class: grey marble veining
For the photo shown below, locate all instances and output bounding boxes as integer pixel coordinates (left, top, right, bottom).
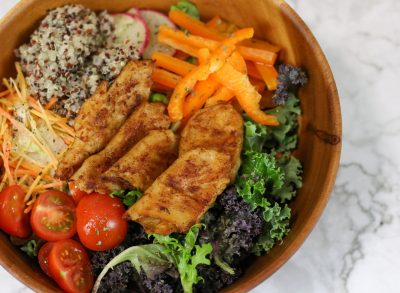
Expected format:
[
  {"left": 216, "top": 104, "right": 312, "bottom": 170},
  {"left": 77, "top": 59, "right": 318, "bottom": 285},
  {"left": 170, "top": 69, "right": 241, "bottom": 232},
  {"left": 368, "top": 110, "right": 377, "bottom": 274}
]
[{"left": 1, "top": 0, "right": 400, "bottom": 292}]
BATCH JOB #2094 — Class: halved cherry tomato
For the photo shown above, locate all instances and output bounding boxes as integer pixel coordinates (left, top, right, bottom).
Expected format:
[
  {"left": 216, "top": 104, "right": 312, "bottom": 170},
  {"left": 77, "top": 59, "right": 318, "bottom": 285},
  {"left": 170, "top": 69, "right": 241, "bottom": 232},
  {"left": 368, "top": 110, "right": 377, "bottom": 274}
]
[
  {"left": 38, "top": 242, "right": 54, "bottom": 277},
  {"left": 68, "top": 182, "right": 89, "bottom": 204},
  {"left": 0, "top": 185, "right": 31, "bottom": 237},
  {"left": 48, "top": 239, "right": 93, "bottom": 293},
  {"left": 31, "top": 190, "right": 76, "bottom": 241},
  {"left": 76, "top": 193, "right": 127, "bottom": 251}
]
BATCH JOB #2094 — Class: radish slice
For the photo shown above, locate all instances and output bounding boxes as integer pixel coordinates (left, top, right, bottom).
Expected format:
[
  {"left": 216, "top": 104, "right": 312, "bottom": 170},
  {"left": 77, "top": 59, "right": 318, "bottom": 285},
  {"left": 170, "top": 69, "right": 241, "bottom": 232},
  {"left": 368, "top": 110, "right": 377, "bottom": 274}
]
[
  {"left": 127, "top": 8, "right": 140, "bottom": 16},
  {"left": 112, "top": 13, "right": 150, "bottom": 56},
  {"left": 140, "top": 9, "right": 177, "bottom": 59}
]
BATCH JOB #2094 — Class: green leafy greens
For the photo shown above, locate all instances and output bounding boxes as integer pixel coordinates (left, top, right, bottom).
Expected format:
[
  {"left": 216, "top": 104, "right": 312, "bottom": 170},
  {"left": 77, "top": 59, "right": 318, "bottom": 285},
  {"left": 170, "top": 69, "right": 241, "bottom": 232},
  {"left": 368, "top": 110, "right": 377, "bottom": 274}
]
[
  {"left": 111, "top": 189, "right": 143, "bottom": 207},
  {"left": 170, "top": 0, "right": 200, "bottom": 19},
  {"left": 152, "top": 224, "right": 212, "bottom": 293},
  {"left": 236, "top": 95, "right": 303, "bottom": 255},
  {"left": 93, "top": 224, "right": 212, "bottom": 293}
]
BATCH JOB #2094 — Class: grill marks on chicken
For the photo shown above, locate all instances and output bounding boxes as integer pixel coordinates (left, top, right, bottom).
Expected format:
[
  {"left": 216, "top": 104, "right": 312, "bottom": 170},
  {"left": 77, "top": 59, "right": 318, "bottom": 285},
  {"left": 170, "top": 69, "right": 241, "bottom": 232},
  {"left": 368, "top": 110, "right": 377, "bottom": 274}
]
[
  {"left": 101, "top": 130, "right": 178, "bottom": 192},
  {"left": 55, "top": 60, "right": 153, "bottom": 180},
  {"left": 125, "top": 149, "right": 231, "bottom": 235},
  {"left": 180, "top": 103, "right": 243, "bottom": 182},
  {"left": 72, "top": 102, "right": 171, "bottom": 193}
]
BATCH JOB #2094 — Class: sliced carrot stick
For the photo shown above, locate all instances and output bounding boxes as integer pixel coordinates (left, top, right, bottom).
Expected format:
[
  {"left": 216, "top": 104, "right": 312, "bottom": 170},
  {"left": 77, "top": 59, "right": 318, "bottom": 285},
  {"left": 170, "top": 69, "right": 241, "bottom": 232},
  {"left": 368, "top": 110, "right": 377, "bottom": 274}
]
[
  {"left": 158, "top": 26, "right": 277, "bottom": 65},
  {"left": 158, "top": 33, "right": 200, "bottom": 57},
  {"left": 152, "top": 52, "right": 196, "bottom": 76},
  {"left": 213, "top": 62, "right": 278, "bottom": 126},
  {"left": 168, "top": 28, "right": 254, "bottom": 121},
  {"left": 246, "top": 61, "right": 263, "bottom": 79},
  {"left": 197, "top": 48, "right": 210, "bottom": 64},
  {"left": 255, "top": 63, "right": 278, "bottom": 91},
  {"left": 151, "top": 68, "right": 181, "bottom": 89},
  {"left": 206, "top": 15, "right": 222, "bottom": 28},
  {"left": 183, "top": 79, "right": 219, "bottom": 118},
  {"left": 151, "top": 82, "right": 171, "bottom": 92},
  {"left": 226, "top": 51, "right": 247, "bottom": 74},
  {"left": 169, "top": 10, "right": 224, "bottom": 41},
  {"left": 45, "top": 97, "right": 58, "bottom": 110},
  {"left": 169, "top": 10, "right": 279, "bottom": 53}
]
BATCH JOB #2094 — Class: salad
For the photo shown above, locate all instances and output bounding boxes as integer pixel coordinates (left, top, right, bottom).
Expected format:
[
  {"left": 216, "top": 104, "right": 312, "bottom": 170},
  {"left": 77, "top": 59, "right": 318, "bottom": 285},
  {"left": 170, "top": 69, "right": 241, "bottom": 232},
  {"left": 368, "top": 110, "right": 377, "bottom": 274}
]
[{"left": 0, "top": 1, "right": 307, "bottom": 293}]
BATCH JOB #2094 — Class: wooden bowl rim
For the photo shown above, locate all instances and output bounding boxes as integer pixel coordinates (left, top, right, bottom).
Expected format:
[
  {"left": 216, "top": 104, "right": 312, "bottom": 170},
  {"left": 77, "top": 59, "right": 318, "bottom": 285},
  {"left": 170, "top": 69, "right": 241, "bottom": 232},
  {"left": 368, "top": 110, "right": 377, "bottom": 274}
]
[{"left": 0, "top": 0, "right": 342, "bottom": 292}]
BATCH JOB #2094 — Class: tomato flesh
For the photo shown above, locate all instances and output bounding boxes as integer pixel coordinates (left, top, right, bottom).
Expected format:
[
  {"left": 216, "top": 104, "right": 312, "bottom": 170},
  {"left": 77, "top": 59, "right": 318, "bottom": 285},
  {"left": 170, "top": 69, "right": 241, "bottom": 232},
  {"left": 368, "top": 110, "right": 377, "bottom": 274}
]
[
  {"left": 68, "top": 182, "right": 89, "bottom": 204},
  {"left": 31, "top": 191, "right": 76, "bottom": 241},
  {"left": 38, "top": 242, "right": 54, "bottom": 277},
  {"left": 76, "top": 193, "right": 128, "bottom": 251},
  {"left": 48, "top": 239, "right": 93, "bottom": 293},
  {"left": 0, "top": 185, "right": 31, "bottom": 238}
]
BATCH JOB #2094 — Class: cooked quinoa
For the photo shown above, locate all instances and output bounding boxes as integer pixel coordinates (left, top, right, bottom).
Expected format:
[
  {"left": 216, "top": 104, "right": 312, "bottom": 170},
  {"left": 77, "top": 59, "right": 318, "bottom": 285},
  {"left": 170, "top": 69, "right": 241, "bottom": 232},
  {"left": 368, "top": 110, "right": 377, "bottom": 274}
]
[{"left": 17, "top": 4, "right": 140, "bottom": 118}]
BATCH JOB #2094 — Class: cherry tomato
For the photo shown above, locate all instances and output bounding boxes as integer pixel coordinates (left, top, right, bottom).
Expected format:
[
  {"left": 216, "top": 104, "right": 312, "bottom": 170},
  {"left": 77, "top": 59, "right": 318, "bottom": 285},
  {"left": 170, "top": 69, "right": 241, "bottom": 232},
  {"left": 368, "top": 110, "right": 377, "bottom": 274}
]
[
  {"left": 31, "top": 190, "right": 76, "bottom": 241},
  {"left": 76, "top": 193, "right": 127, "bottom": 251},
  {"left": 68, "top": 182, "right": 89, "bottom": 204},
  {"left": 0, "top": 185, "right": 31, "bottom": 238},
  {"left": 48, "top": 239, "right": 93, "bottom": 293},
  {"left": 38, "top": 242, "right": 54, "bottom": 277}
]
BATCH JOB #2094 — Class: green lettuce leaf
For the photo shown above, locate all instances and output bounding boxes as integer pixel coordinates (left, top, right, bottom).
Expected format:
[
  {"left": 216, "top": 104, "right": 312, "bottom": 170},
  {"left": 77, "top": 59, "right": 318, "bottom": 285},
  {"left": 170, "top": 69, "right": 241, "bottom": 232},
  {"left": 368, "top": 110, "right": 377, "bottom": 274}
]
[
  {"left": 110, "top": 189, "right": 142, "bottom": 207},
  {"left": 153, "top": 224, "right": 212, "bottom": 293},
  {"left": 92, "top": 244, "right": 174, "bottom": 293},
  {"left": 170, "top": 0, "right": 200, "bottom": 19}
]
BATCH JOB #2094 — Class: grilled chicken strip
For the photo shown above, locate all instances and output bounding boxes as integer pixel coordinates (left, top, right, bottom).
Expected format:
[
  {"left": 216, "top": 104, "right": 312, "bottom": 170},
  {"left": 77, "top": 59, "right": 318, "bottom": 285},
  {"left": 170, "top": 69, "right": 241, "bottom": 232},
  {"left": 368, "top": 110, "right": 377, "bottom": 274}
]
[
  {"left": 180, "top": 103, "right": 243, "bottom": 182},
  {"left": 101, "top": 130, "right": 178, "bottom": 192},
  {"left": 126, "top": 148, "right": 231, "bottom": 235},
  {"left": 56, "top": 60, "right": 153, "bottom": 180},
  {"left": 71, "top": 102, "right": 170, "bottom": 193}
]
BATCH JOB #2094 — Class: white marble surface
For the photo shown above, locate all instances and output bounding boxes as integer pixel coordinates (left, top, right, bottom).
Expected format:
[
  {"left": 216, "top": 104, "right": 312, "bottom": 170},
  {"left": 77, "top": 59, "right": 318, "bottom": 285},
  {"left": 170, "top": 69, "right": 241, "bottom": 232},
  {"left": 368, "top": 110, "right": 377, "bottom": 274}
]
[{"left": 1, "top": 0, "right": 400, "bottom": 292}]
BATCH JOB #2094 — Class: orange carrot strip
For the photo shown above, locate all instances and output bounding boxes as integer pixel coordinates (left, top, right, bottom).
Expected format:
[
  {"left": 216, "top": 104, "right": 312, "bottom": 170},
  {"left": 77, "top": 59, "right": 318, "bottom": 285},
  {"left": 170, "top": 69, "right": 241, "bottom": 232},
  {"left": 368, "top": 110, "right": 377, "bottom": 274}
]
[
  {"left": 168, "top": 28, "right": 254, "bottom": 121},
  {"left": 151, "top": 68, "right": 181, "bottom": 89},
  {"left": 0, "top": 90, "right": 10, "bottom": 98},
  {"left": 255, "top": 63, "right": 278, "bottom": 91},
  {"left": 182, "top": 48, "right": 218, "bottom": 118},
  {"left": 45, "top": 97, "right": 58, "bottom": 110},
  {"left": 206, "top": 87, "right": 235, "bottom": 106},
  {"left": 159, "top": 26, "right": 277, "bottom": 65},
  {"left": 55, "top": 121, "right": 75, "bottom": 137},
  {"left": 158, "top": 32, "right": 200, "bottom": 57},
  {"left": 152, "top": 52, "right": 196, "bottom": 76},
  {"left": 246, "top": 62, "right": 263, "bottom": 79},
  {"left": 206, "top": 15, "right": 222, "bottom": 28},
  {"left": 35, "top": 181, "right": 64, "bottom": 190},
  {"left": 213, "top": 62, "right": 278, "bottom": 126},
  {"left": 151, "top": 82, "right": 172, "bottom": 92},
  {"left": 169, "top": 10, "right": 224, "bottom": 41}
]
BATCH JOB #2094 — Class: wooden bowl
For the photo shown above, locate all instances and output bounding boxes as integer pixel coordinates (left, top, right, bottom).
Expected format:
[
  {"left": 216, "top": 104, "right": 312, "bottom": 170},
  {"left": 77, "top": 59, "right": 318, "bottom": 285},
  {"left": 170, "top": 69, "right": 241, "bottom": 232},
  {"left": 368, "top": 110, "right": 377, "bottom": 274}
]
[{"left": 0, "top": 0, "right": 341, "bottom": 292}]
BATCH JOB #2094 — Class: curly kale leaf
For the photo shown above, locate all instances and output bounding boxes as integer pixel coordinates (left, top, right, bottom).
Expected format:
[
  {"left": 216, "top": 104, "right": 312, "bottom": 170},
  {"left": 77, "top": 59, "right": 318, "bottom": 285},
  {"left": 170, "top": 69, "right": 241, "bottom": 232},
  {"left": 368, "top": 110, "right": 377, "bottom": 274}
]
[
  {"left": 273, "top": 64, "right": 307, "bottom": 105},
  {"left": 252, "top": 203, "right": 291, "bottom": 255},
  {"left": 272, "top": 153, "right": 303, "bottom": 203},
  {"left": 244, "top": 95, "right": 300, "bottom": 153},
  {"left": 236, "top": 150, "right": 284, "bottom": 211},
  {"left": 235, "top": 151, "right": 291, "bottom": 255}
]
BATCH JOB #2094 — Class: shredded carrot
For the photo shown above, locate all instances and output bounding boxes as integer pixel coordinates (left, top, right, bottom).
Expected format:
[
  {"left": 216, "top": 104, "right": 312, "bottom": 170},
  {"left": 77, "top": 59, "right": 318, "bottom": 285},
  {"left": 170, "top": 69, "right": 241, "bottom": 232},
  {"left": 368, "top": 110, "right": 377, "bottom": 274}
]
[
  {"left": 168, "top": 28, "right": 254, "bottom": 121},
  {"left": 255, "top": 63, "right": 278, "bottom": 91},
  {"left": 213, "top": 62, "right": 278, "bottom": 125},
  {"left": 45, "top": 97, "right": 58, "bottom": 110},
  {"left": 2, "top": 137, "right": 14, "bottom": 186},
  {"left": 34, "top": 181, "right": 64, "bottom": 191},
  {"left": 152, "top": 52, "right": 196, "bottom": 76},
  {"left": 0, "top": 90, "right": 10, "bottom": 98},
  {"left": 151, "top": 68, "right": 182, "bottom": 89}
]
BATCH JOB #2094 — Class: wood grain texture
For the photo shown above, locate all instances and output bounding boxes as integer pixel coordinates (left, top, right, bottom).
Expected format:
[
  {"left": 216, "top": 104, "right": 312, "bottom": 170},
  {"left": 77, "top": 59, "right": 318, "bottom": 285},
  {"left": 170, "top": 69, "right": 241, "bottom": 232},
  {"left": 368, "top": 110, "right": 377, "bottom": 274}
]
[{"left": 0, "top": 0, "right": 341, "bottom": 292}]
